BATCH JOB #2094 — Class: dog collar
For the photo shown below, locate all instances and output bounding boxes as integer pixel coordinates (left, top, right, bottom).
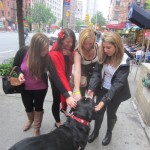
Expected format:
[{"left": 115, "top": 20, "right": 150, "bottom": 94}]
[{"left": 70, "top": 115, "right": 89, "bottom": 126}]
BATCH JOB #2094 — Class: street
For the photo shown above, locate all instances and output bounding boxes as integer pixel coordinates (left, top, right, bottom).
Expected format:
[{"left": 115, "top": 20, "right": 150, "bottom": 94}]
[
  {"left": 0, "top": 31, "right": 79, "bottom": 64},
  {"left": 0, "top": 65, "right": 150, "bottom": 150},
  {"left": 0, "top": 32, "right": 35, "bottom": 64},
  {"left": 0, "top": 31, "right": 150, "bottom": 150}
]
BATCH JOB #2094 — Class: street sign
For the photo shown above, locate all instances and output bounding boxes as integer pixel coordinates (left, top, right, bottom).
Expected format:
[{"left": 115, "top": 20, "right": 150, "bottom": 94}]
[
  {"left": 64, "top": 2, "right": 70, "bottom": 7},
  {"left": 64, "top": 0, "right": 70, "bottom": 7}
]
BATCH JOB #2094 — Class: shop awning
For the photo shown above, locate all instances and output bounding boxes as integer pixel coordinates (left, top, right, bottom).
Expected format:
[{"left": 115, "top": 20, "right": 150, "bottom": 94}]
[
  {"left": 50, "top": 25, "right": 60, "bottom": 29},
  {"left": 128, "top": 3, "right": 150, "bottom": 29},
  {"left": 106, "top": 22, "right": 125, "bottom": 29}
]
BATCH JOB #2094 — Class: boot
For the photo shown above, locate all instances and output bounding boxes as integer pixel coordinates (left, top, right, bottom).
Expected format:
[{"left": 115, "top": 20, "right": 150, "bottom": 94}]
[
  {"left": 102, "top": 118, "right": 117, "bottom": 146},
  {"left": 23, "top": 112, "right": 34, "bottom": 131},
  {"left": 88, "top": 115, "right": 103, "bottom": 143},
  {"left": 33, "top": 111, "right": 44, "bottom": 136}
]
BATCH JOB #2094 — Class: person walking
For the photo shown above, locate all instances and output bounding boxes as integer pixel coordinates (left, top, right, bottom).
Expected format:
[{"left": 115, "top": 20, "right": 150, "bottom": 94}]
[
  {"left": 12, "top": 33, "right": 50, "bottom": 136},
  {"left": 49, "top": 28, "right": 77, "bottom": 128},
  {"left": 87, "top": 31, "right": 131, "bottom": 145},
  {"left": 73, "top": 28, "right": 99, "bottom": 100},
  {"left": 24, "top": 26, "right": 30, "bottom": 40}
]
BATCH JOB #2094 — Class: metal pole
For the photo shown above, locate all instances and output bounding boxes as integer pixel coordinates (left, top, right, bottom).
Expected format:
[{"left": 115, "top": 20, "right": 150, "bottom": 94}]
[{"left": 62, "top": 0, "right": 64, "bottom": 29}]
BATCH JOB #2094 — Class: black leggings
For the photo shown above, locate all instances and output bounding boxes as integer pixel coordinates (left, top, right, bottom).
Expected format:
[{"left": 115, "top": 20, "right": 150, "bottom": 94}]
[
  {"left": 21, "top": 89, "right": 47, "bottom": 112},
  {"left": 96, "top": 88, "right": 121, "bottom": 122},
  {"left": 50, "top": 79, "right": 61, "bottom": 122}
]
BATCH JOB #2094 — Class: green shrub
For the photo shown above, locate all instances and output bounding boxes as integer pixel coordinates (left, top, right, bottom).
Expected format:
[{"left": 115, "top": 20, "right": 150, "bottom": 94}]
[{"left": 0, "top": 58, "right": 17, "bottom": 77}]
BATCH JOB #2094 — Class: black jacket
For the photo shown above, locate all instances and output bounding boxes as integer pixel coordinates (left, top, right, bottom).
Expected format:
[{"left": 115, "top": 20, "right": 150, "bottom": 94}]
[
  {"left": 13, "top": 46, "right": 48, "bottom": 86},
  {"left": 88, "top": 53, "right": 131, "bottom": 105}
]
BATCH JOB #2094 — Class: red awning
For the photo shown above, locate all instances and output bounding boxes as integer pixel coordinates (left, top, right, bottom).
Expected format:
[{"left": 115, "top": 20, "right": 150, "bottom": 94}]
[
  {"left": 106, "top": 22, "right": 125, "bottom": 29},
  {"left": 50, "top": 25, "right": 60, "bottom": 29}
]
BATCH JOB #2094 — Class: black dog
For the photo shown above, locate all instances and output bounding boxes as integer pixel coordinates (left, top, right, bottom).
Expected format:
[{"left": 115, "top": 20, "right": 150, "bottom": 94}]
[{"left": 9, "top": 97, "right": 95, "bottom": 150}]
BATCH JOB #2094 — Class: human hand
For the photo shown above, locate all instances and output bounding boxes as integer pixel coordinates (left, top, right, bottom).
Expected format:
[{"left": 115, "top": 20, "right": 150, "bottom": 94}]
[
  {"left": 87, "top": 89, "right": 94, "bottom": 99},
  {"left": 18, "top": 73, "right": 25, "bottom": 83},
  {"left": 95, "top": 101, "right": 105, "bottom": 111},
  {"left": 73, "top": 92, "right": 81, "bottom": 101},
  {"left": 62, "top": 49, "right": 71, "bottom": 56},
  {"left": 66, "top": 96, "right": 77, "bottom": 108}
]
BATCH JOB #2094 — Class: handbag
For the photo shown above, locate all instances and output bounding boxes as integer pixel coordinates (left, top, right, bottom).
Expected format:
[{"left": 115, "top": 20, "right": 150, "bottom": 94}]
[
  {"left": 70, "top": 75, "right": 87, "bottom": 88},
  {"left": 2, "top": 66, "right": 24, "bottom": 94}
]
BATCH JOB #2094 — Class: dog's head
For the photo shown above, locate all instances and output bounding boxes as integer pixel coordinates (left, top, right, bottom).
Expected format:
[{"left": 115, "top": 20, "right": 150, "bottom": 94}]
[{"left": 71, "top": 97, "right": 95, "bottom": 122}]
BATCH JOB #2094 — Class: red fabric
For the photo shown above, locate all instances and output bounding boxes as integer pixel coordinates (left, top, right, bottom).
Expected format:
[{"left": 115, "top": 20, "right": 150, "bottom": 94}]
[
  {"left": 49, "top": 50, "right": 71, "bottom": 92},
  {"left": 106, "top": 22, "right": 125, "bottom": 29},
  {"left": 49, "top": 42, "right": 73, "bottom": 107}
]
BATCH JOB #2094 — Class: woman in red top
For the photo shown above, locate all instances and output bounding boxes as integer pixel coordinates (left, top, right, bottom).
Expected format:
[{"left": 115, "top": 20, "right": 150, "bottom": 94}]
[{"left": 49, "top": 28, "right": 76, "bottom": 127}]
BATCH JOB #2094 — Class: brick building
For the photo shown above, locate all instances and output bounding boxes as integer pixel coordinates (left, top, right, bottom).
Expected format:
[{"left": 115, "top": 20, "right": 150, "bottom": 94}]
[{"left": 107, "top": 0, "right": 147, "bottom": 30}]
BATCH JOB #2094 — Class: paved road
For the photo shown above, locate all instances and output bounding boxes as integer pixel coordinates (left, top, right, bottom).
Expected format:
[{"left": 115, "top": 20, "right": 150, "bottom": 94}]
[{"left": 0, "top": 65, "right": 150, "bottom": 150}]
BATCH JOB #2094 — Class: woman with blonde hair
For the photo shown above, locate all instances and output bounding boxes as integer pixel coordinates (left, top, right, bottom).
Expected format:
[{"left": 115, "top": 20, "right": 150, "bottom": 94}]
[
  {"left": 13, "top": 33, "right": 50, "bottom": 136},
  {"left": 73, "top": 28, "right": 99, "bottom": 100},
  {"left": 87, "top": 31, "right": 131, "bottom": 145}
]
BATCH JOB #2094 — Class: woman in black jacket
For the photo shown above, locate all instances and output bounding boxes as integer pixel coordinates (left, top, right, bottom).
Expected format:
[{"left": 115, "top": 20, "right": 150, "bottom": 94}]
[
  {"left": 87, "top": 32, "right": 131, "bottom": 145},
  {"left": 13, "top": 33, "right": 50, "bottom": 136}
]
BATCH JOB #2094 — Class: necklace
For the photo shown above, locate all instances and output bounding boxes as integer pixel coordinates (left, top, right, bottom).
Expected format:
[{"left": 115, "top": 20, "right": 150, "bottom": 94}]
[{"left": 83, "top": 48, "right": 95, "bottom": 60}]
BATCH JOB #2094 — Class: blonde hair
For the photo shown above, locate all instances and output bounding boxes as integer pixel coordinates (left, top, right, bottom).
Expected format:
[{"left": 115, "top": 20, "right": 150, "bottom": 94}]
[
  {"left": 28, "top": 33, "right": 50, "bottom": 78},
  {"left": 77, "top": 28, "right": 96, "bottom": 57},
  {"left": 99, "top": 32, "right": 124, "bottom": 67}
]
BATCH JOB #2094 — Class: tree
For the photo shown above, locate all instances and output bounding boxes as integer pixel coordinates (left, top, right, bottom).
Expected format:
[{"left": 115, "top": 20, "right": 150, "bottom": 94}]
[
  {"left": 75, "top": 19, "right": 84, "bottom": 32},
  {"left": 91, "top": 11, "right": 106, "bottom": 28},
  {"left": 58, "top": 19, "right": 68, "bottom": 28},
  {"left": 26, "top": 2, "right": 56, "bottom": 32},
  {"left": 145, "top": 0, "right": 150, "bottom": 10},
  {"left": 16, "top": 0, "right": 25, "bottom": 48}
]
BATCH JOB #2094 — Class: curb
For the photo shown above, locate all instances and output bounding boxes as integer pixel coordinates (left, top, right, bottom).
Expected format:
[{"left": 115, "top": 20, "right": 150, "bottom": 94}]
[{"left": 132, "top": 99, "right": 150, "bottom": 144}]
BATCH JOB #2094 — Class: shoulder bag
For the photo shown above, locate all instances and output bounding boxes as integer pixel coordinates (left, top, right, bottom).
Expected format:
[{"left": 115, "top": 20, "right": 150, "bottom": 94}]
[{"left": 2, "top": 66, "right": 24, "bottom": 94}]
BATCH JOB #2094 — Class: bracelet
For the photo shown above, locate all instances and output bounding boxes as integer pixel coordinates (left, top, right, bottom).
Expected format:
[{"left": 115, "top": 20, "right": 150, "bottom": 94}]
[{"left": 73, "top": 90, "right": 81, "bottom": 95}]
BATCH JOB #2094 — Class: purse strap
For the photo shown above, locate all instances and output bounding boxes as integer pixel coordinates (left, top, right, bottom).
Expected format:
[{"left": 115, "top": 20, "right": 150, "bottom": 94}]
[{"left": 9, "top": 66, "right": 17, "bottom": 76}]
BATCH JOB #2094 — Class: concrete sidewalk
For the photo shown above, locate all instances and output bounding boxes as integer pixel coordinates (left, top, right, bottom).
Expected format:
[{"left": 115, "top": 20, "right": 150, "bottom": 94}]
[{"left": 0, "top": 65, "right": 150, "bottom": 150}]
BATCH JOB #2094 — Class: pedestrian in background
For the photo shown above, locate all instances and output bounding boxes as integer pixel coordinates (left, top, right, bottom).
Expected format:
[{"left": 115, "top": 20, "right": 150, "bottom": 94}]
[
  {"left": 49, "top": 28, "right": 77, "bottom": 128},
  {"left": 24, "top": 26, "right": 30, "bottom": 40},
  {"left": 73, "top": 28, "right": 99, "bottom": 100},
  {"left": 13, "top": 33, "right": 50, "bottom": 136},
  {"left": 87, "top": 32, "right": 131, "bottom": 145}
]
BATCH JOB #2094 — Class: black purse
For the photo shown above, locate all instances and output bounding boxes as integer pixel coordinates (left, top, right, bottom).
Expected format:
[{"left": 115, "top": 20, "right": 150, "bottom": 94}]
[{"left": 2, "top": 66, "right": 24, "bottom": 94}]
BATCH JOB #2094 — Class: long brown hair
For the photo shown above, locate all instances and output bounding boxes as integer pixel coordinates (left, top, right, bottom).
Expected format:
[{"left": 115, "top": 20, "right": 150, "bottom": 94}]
[
  {"left": 99, "top": 32, "right": 124, "bottom": 67},
  {"left": 28, "top": 33, "right": 50, "bottom": 78},
  {"left": 55, "top": 28, "right": 76, "bottom": 52}
]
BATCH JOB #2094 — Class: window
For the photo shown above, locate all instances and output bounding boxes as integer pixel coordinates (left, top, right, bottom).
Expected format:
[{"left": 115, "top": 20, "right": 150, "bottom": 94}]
[
  {"left": 2, "top": 11, "right": 4, "bottom": 16},
  {"left": 8, "top": 11, "right": 10, "bottom": 17},
  {"left": 116, "top": 0, "right": 121, "bottom": 5},
  {"left": 7, "top": 1, "right": 9, "bottom": 7},
  {"left": 113, "top": 11, "right": 119, "bottom": 20}
]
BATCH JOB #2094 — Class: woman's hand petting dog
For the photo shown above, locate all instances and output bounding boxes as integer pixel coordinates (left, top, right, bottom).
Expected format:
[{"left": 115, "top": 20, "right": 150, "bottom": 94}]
[
  {"left": 66, "top": 96, "right": 77, "bottom": 108},
  {"left": 95, "top": 101, "right": 105, "bottom": 111}
]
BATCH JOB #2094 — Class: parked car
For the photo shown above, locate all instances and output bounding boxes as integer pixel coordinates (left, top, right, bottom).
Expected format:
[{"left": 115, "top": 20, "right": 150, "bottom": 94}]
[{"left": 48, "top": 29, "right": 60, "bottom": 45}]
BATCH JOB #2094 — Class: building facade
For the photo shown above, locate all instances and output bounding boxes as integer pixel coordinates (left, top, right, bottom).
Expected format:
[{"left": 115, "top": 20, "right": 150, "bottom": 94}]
[
  {"left": 107, "top": 0, "right": 147, "bottom": 30},
  {"left": 0, "top": 0, "right": 63, "bottom": 31}
]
